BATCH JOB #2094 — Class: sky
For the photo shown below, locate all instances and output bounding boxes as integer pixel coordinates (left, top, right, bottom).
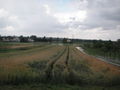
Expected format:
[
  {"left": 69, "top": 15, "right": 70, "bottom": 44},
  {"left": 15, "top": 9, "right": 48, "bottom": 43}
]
[{"left": 0, "top": 0, "right": 120, "bottom": 41}]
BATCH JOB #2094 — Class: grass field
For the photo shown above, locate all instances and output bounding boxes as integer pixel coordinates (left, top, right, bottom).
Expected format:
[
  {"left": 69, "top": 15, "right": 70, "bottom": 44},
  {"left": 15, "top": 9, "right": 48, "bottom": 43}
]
[{"left": 0, "top": 42, "right": 120, "bottom": 90}]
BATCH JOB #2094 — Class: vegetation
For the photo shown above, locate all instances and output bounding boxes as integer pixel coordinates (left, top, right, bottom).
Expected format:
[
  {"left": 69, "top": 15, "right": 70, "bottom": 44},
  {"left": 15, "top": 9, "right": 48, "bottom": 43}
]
[
  {"left": 0, "top": 41, "right": 120, "bottom": 89},
  {"left": 0, "top": 84, "right": 120, "bottom": 90},
  {"left": 81, "top": 40, "right": 120, "bottom": 64}
]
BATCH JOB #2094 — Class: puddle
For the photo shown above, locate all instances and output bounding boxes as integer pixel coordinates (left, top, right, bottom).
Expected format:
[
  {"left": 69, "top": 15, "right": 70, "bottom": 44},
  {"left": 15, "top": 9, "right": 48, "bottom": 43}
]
[{"left": 76, "top": 47, "right": 85, "bottom": 54}]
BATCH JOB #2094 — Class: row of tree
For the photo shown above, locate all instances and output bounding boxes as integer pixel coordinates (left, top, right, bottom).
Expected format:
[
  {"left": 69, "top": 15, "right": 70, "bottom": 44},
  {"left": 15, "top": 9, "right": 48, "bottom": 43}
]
[
  {"left": 83, "top": 39, "right": 120, "bottom": 61},
  {"left": 0, "top": 35, "right": 72, "bottom": 43}
]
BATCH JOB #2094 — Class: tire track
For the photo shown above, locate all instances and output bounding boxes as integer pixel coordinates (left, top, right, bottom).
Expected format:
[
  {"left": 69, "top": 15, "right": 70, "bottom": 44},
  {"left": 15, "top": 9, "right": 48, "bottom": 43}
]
[
  {"left": 65, "top": 46, "right": 69, "bottom": 66},
  {"left": 45, "top": 46, "right": 67, "bottom": 81},
  {"left": 64, "top": 46, "right": 79, "bottom": 84},
  {"left": 54, "top": 46, "right": 70, "bottom": 70},
  {"left": 45, "top": 45, "right": 79, "bottom": 84}
]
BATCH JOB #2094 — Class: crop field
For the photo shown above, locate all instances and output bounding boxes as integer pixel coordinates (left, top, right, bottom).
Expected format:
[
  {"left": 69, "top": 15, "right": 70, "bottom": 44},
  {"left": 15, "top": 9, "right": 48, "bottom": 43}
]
[{"left": 0, "top": 42, "right": 120, "bottom": 90}]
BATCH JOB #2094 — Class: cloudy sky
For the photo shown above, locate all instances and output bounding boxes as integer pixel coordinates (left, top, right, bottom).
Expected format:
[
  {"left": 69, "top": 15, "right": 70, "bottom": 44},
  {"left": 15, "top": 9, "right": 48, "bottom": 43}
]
[{"left": 0, "top": 0, "right": 120, "bottom": 40}]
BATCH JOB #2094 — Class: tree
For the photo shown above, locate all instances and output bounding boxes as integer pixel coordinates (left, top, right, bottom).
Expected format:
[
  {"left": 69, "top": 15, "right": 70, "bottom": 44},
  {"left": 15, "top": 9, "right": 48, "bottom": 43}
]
[
  {"left": 63, "top": 38, "right": 67, "bottom": 43},
  {"left": 30, "top": 35, "right": 37, "bottom": 42},
  {"left": 19, "top": 36, "right": 28, "bottom": 42},
  {"left": 117, "top": 39, "right": 120, "bottom": 44},
  {"left": 0, "top": 35, "right": 2, "bottom": 41},
  {"left": 42, "top": 36, "right": 47, "bottom": 42},
  {"left": 48, "top": 37, "right": 52, "bottom": 43}
]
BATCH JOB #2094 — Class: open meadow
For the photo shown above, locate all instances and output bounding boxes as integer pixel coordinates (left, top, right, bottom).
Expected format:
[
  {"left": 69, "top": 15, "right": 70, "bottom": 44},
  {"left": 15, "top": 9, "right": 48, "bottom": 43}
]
[{"left": 0, "top": 42, "right": 120, "bottom": 90}]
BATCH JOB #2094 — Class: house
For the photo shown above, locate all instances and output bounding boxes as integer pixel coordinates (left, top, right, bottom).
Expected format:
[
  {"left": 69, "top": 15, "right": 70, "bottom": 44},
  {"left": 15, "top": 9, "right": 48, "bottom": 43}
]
[
  {"left": 12, "top": 37, "right": 20, "bottom": 42},
  {"left": 67, "top": 39, "right": 71, "bottom": 43},
  {"left": 28, "top": 38, "right": 34, "bottom": 42},
  {"left": 2, "top": 36, "right": 20, "bottom": 42}
]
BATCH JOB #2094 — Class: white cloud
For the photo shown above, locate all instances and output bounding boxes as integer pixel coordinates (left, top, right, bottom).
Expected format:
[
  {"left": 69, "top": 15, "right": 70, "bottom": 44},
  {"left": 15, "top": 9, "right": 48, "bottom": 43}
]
[
  {"left": 0, "top": 0, "right": 120, "bottom": 41},
  {"left": 0, "top": 8, "right": 8, "bottom": 18},
  {"left": 4, "top": 26, "right": 15, "bottom": 31},
  {"left": 54, "top": 10, "right": 87, "bottom": 24},
  {"left": 8, "top": 15, "right": 18, "bottom": 21},
  {"left": 0, "top": 8, "right": 20, "bottom": 32},
  {"left": 43, "top": 4, "right": 51, "bottom": 14}
]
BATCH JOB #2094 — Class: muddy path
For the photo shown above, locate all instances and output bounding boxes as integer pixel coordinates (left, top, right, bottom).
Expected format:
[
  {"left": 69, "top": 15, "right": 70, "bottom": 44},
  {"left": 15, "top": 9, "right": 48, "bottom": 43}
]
[
  {"left": 44, "top": 45, "right": 73, "bottom": 81},
  {"left": 44, "top": 45, "right": 74, "bottom": 83},
  {"left": 45, "top": 46, "right": 67, "bottom": 80},
  {"left": 65, "top": 46, "right": 69, "bottom": 66}
]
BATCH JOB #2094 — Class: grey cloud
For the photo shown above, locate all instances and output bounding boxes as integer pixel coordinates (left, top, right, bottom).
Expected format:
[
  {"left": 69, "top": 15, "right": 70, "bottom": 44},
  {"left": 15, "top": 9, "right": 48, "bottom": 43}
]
[
  {"left": 0, "top": 0, "right": 120, "bottom": 40},
  {"left": 86, "top": 0, "right": 120, "bottom": 29},
  {"left": 71, "top": 0, "right": 120, "bottom": 30},
  {"left": 0, "top": 0, "right": 66, "bottom": 35}
]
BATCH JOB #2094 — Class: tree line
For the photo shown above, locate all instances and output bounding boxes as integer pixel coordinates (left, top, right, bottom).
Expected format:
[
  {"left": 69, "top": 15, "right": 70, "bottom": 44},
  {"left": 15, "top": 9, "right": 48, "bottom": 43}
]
[
  {"left": 82, "top": 39, "right": 120, "bottom": 61},
  {"left": 0, "top": 35, "right": 73, "bottom": 43}
]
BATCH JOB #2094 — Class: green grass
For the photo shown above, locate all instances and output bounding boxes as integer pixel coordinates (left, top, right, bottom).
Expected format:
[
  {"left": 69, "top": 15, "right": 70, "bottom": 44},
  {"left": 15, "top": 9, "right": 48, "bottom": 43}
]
[
  {"left": 83, "top": 47, "right": 120, "bottom": 64},
  {"left": 0, "top": 42, "right": 48, "bottom": 53},
  {"left": 0, "top": 43, "right": 120, "bottom": 89},
  {"left": 0, "top": 43, "right": 54, "bottom": 58},
  {"left": 0, "top": 84, "right": 120, "bottom": 90}
]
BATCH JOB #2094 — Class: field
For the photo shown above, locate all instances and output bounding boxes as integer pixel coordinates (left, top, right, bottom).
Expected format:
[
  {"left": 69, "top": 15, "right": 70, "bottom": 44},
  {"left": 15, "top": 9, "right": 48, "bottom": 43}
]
[{"left": 0, "top": 42, "right": 120, "bottom": 90}]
